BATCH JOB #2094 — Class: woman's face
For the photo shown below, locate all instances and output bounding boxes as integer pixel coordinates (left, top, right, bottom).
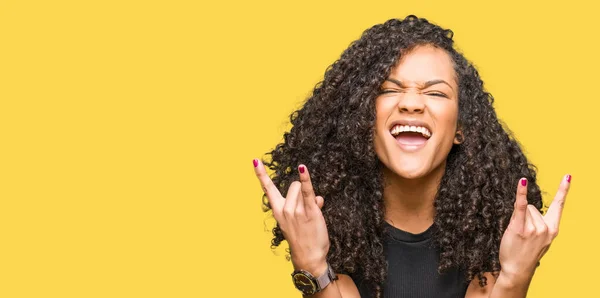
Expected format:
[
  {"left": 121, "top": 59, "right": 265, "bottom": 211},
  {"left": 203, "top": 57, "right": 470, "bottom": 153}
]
[{"left": 374, "top": 45, "right": 461, "bottom": 180}]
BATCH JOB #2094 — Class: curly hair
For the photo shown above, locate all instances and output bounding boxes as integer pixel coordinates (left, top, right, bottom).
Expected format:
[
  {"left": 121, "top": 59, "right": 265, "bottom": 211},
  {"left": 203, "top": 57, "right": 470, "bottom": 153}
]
[{"left": 262, "top": 15, "right": 543, "bottom": 297}]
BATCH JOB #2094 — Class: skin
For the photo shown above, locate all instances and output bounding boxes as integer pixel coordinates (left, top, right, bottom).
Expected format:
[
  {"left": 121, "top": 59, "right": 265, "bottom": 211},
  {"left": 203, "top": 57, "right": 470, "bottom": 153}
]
[
  {"left": 253, "top": 45, "right": 571, "bottom": 297},
  {"left": 374, "top": 45, "right": 462, "bottom": 233}
]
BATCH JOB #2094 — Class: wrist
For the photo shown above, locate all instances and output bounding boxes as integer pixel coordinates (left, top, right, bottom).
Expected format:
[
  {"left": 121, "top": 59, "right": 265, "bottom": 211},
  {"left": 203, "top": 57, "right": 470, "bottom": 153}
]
[
  {"left": 497, "top": 269, "right": 533, "bottom": 290},
  {"left": 293, "top": 259, "right": 328, "bottom": 277}
]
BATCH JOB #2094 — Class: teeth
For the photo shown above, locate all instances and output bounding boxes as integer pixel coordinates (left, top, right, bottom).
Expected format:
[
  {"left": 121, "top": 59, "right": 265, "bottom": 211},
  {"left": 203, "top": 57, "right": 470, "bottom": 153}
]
[{"left": 390, "top": 124, "right": 431, "bottom": 138}]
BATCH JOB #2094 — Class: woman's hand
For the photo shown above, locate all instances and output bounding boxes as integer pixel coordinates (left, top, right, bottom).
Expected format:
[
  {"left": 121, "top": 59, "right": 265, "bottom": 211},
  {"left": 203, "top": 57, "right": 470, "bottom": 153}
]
[
  {"left": 253, "top": 159, "right": 330, "bottom": 276},
  {"left": 498, "top": 175, "right": 572, "bottom": 286}
]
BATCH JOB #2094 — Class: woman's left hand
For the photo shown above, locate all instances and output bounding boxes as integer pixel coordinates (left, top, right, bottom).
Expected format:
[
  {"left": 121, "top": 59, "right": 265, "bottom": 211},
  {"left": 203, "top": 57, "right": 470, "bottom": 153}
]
[{"left": 498, "top": 175, "right": 572, "bottom": 285}]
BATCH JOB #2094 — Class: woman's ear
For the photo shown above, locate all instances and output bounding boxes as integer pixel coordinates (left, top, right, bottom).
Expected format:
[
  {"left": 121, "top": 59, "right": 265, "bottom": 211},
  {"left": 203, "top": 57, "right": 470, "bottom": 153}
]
[{"left": 454, "top": 130, "right": 464, "bottom": 145}]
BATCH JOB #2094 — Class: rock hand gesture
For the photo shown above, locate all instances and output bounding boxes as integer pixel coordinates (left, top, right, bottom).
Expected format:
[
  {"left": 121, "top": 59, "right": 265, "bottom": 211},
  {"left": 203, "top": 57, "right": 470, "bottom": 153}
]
[
  {"left": 253, "top": 159, "right": 330, "bottom": 277},
  {"left": 491, "top": 175, "right": 572, "bottom": 297}
]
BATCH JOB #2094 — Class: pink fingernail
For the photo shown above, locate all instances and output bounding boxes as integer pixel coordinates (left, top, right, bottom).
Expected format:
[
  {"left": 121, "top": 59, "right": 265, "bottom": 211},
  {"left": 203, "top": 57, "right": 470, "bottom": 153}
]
[
  {"left": 253, "top": 159, "right": 258, "bottom": 167},
  {"left": 521, "top": 178, "right": 527, "bottom": 186},
  {"left": 566, "top": 174, "right": 572, "bottom": 183},
  {"left": 299, "top": 165, "right": 305, "bottom": 174}
]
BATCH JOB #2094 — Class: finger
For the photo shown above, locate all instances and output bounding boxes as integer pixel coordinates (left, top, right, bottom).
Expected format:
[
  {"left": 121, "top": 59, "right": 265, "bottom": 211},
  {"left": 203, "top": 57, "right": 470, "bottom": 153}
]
[
  {"left": 253, "top": 158, "right": 284, "bottom": 212},
  {"left": 527, "top": 205, "right": 547, "bottom": 232},
  {"left": 524, "top": 206, "right": 535, "bottom": 235},
  {"left": 295, "top": 184, "right": 306, "bottom": 218},
  {"left": 315, "top": 196, "right": 324, "bottom": 209},
  {"left": 283, "top": 181, "right": 301, "bottom": 220},
  {"left": 511, "top": 178, "right": 529, "bottom": 233},
  {"left": 544, "top": 174, "right": 572, "bottom": 230},
  {"left": 298, "top": 164, "right": 318, "bottom": 210}
]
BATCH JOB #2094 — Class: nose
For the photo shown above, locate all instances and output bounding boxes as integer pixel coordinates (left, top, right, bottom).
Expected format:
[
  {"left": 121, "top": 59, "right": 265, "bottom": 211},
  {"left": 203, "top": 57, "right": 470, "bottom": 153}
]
[{"left": 397, "top": 92, "right": 425, "bottom": 114}]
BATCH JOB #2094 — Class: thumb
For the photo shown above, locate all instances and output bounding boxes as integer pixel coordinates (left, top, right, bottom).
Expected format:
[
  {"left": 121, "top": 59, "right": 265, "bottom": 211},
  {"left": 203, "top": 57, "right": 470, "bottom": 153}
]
[{"left": 316, "top": 196, "right": 324, "bottom": 209}]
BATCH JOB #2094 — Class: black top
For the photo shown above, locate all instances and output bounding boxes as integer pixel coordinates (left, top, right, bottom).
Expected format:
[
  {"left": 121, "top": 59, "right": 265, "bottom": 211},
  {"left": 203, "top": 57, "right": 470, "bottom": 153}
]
[{"left": 349, "top": 222, "right": 469, "bottom": 298}]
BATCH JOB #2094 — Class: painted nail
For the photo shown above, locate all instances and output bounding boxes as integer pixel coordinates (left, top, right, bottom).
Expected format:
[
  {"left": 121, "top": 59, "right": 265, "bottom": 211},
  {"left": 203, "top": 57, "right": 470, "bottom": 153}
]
[
  {"left": 299, "top": 165, "right": 305, "bottom": 174},
  {"left": 521, "top": 178, "right": 527, "bottom": 186},
  {"left": 253, "top": 159, "right": 258, "bottom": 167},
  {"left": 566, "top": 174, "right": 572, "bottom": 183}
]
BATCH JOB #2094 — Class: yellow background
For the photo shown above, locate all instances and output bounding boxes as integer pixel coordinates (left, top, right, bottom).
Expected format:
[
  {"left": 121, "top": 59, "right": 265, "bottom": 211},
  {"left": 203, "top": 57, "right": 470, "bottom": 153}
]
[{"left": 1, "top": 0, "right": 598, "bottom": 297}]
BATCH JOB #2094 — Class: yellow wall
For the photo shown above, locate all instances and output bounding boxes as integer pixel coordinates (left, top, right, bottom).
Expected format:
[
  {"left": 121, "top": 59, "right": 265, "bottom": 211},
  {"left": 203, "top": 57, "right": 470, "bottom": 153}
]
[{"left": 1, "top": 0, "right": 598, "bottom": 297}]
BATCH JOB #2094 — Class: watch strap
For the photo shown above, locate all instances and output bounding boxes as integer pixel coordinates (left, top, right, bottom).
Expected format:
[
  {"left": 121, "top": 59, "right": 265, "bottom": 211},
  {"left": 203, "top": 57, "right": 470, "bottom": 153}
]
[{"left": 315, "top": 262, "right": 338, "bottom": 291}]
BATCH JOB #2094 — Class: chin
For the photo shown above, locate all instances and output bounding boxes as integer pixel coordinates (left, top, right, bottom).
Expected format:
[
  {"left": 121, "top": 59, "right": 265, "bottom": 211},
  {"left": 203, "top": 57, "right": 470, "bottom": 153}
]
[{"left": 387, "top": 161, "right": 431, "bottom": 180}]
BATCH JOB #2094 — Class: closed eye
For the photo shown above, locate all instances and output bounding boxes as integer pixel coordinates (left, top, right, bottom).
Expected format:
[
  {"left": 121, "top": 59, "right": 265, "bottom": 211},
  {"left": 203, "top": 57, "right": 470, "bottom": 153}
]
[
  {"left": 380, "top": 89, "right": 399, "bottom": 94},
  {"left": 427, "top": 92, "right": 448, "bottom": 98},
  {"left": 380, "top": 89, "right": 448, "bottom": 97}
]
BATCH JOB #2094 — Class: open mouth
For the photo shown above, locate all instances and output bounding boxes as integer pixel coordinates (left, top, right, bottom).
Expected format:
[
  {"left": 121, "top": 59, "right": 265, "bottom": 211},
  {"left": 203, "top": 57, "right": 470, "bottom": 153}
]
[{"left": 390, "top": 124, "right": 431, "bottom": 147}]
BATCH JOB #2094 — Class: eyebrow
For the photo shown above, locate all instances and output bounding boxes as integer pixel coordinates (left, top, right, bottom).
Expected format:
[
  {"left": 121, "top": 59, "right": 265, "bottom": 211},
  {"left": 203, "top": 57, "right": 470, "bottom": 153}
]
[{"left": 385, "top": 78, "right": 454, "bottom": 91}]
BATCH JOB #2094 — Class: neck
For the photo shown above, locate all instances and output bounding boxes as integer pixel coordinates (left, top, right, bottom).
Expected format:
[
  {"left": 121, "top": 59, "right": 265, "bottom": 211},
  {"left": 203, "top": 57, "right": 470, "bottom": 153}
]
[{"left": 383, "top": 161, "right": 446, "bottom": 234}]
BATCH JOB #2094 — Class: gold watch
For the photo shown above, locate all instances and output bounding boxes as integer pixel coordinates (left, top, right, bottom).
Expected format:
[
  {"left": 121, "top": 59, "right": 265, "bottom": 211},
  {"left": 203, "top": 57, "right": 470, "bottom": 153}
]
[{"left": 291, "top": 262, "right": 338, "bottom": 295}]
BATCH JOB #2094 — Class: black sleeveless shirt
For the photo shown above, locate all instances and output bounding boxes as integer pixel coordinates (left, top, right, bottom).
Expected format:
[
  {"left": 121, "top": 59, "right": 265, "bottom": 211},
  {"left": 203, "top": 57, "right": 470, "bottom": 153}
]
[{"left": 349, "top": 222, "right": 469, "bottom": 298}]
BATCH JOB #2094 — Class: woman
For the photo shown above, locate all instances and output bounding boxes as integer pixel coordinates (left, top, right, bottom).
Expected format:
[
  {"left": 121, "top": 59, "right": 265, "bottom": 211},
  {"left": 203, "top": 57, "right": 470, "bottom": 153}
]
[{"left": 252, "top": 15, "right": 571, "bottom": 298}]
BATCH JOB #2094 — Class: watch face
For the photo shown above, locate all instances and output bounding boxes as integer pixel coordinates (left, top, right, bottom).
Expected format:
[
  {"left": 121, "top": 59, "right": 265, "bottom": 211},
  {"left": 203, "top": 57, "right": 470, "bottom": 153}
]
[{"left": 292, "top": 272, "right": 317, "bottom": 295}]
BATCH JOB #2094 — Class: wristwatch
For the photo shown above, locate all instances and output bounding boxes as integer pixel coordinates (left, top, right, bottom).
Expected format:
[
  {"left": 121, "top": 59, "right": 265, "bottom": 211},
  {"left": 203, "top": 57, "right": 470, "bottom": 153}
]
[{"left": 291, "top": 262, "right": 338, "bottom": 295}]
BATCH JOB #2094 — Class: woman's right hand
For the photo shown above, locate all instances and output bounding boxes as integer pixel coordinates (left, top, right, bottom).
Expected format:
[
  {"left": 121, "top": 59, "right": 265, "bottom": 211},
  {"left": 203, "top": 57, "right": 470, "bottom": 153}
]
[{"left": 253, "top": 159, "right": 330, "bottom": 276}]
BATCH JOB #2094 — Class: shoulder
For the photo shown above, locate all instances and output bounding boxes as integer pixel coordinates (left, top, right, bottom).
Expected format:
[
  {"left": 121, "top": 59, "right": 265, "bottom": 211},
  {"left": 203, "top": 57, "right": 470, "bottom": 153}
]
[{"left": 336, "top": 274, "right": 361, "bottom": 298}]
